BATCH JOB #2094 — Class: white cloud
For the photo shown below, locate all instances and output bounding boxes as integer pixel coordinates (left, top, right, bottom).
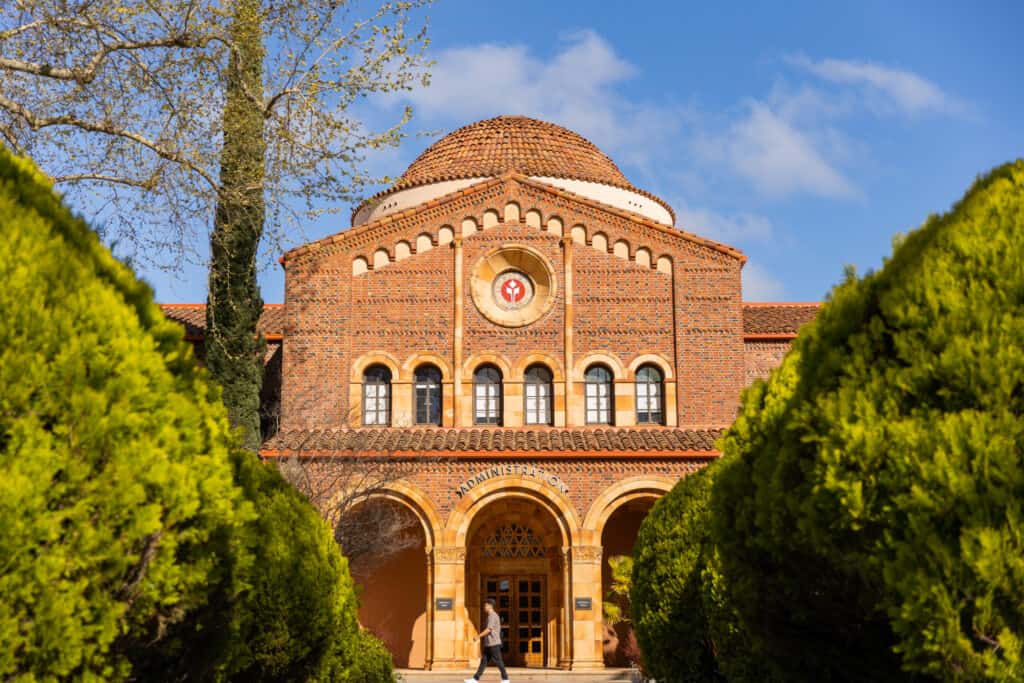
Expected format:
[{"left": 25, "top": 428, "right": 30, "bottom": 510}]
[
  {"left": 675, "top": 202, "right": 775, "bottom": 246},
  {"left": 697, "top": 102, "right": 858, "bottom": 199},
  {"left": 742, "top": 263, "right": 787, "bottom": 301},
  {"left": 786, "top": 55, "right": 964, "bottom": 116},
  {"left": 400, "top": 30, "right": 682, "bottom": 166}
]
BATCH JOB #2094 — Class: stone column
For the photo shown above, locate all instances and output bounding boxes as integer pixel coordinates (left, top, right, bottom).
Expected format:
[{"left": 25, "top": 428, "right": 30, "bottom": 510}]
[
  {"left": 430, "top": 545, "right": 467, "bottom": 669},
  {"left": 425, "top": 548, "right": 435, "bottom": 670},
  {"left": 570, "top": 545, "right": 605, "bottom": 669},
  {"left": 558, "top": 546, "right": 574, "bottom": 669}
]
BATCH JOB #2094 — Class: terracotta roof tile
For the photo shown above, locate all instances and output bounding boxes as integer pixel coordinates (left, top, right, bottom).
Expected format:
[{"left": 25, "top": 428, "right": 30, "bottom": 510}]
[
  {"left": 743, "top": 303, "right": 820, "bottom": 335},
  {"left": 161, "top": 304, "right": 284, "bottom": 339},
  {"left": 354, "top": 115, "right": 675, "bottom": 223},
  {"left": 260, "top": 427, "right": 723, "bottom": 455}
]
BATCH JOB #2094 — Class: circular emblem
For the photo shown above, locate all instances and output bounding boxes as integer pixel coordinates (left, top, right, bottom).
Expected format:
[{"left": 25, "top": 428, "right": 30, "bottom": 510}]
[
  {"left": 493, "top": 271, "right": 534, "bottom": 310},
  {"left": 470, "top": 245, "right": 556, "bottom": 328}
]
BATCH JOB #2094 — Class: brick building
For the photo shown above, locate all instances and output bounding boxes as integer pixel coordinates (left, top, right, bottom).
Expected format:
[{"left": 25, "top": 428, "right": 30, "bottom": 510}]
[{"left": 163, "top": 116, "right": 819, "bottom": 672}]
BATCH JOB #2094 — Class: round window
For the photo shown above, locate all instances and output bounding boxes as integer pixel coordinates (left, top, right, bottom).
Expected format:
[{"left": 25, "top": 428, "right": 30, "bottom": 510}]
[{"left": 470, "top": 246, "right": 556, "bottom": 328}]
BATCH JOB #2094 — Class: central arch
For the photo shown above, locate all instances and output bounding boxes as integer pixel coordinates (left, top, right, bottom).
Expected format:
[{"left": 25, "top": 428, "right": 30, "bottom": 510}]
[{"left": 444, "top": 477, "right": 581, "bottom": 669}]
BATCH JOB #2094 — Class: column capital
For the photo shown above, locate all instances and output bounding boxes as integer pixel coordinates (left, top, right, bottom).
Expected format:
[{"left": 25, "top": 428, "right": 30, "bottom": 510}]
[
  {"left": 434, "top": 545, "right": 466, "bottom": 564},
  {"left": 572, "top": 545, "right": 603, "bottom": 564}
]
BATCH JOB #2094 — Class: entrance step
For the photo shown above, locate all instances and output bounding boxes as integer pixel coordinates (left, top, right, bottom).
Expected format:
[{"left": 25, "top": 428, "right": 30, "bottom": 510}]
[{"left": 396, "top": 668, "right": 640, "bottom": 682}]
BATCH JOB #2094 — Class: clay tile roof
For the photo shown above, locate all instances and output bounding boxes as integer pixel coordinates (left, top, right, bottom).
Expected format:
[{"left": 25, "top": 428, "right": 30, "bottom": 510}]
[
  {"left": 161, "top": 304, "right": 284, "bottom": 339},
  {"left": 354, "top": 115, "right": 675, "bottom": 223},
  {"left": 260, "top": 427, "right": 724, "bottom": 456},
  {"left": 742, "top": 302, "right": 821, "bottom": 336}
]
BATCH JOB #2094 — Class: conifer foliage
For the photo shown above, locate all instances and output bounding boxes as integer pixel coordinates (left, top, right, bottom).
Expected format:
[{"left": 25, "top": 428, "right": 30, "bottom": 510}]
[
  {"left": 631, "top": 160, "right": 1024, "bottom": 682},
  {"left": 714, "top": 160, "right": 1024, "bottom": 681},
  {"left": 0, "top": 147, "right": 389, "bottom": 681},
  {"left": 631, "top": 462, "right": 774, "bottom": 683}
]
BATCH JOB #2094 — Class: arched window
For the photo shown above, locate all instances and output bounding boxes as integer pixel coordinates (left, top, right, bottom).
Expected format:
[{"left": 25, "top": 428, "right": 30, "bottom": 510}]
[
  {"left": 473, "top": 365, "right": 503, "bottom": 426},
  {"left": 636, "top": 364, "right": 664, "bottom": 425},
  {"left": 523, "top": 364, "right": 554, "bottom": 426},
  {"left": 413, "top": 364, "right": 442, "bottom": 426},
  {"left": 585, "top": 364, "right": 614, "bottom": 425},
  {"left": 362, "top": 365, "right": 392, "bottom": 426}
]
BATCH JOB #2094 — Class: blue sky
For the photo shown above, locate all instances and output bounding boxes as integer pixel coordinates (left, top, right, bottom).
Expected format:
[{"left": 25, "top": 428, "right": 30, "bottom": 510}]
[{"left": 147, "top": 0, "right": 1023, "bottom": 304}]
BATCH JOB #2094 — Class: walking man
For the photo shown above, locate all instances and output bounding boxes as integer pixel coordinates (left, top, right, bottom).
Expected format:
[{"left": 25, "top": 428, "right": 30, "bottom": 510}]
[{"left": 465, "top": 598, "right": 510, "bottom": 683}]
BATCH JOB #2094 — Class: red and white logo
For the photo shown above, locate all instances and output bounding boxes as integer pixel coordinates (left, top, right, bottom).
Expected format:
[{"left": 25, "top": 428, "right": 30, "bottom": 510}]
[
  {"left": 500, "top": 278, "right": 526, "bottom": 303},
  {"left": 492, "top": 270, "right": 534, "bottom": 310}
]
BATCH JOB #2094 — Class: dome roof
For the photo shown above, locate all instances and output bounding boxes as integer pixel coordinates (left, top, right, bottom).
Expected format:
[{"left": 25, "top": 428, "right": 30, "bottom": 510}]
[
  {"left": 352, "top": 115, "right": 675, "bottom": 226},
  {"left": 398, "top": 115, "right": 631, "bottom": 188}
]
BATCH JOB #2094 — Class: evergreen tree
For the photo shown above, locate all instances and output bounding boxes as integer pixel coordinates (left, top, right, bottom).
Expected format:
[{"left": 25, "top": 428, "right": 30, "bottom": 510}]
[
  {"left": 206, "top": 0, "right": 266, "bottom": 450},
  {"left": 714, "top": 160, "right": 1024, "bottom": 682},
  {"left": 0, "top": 146, "right": 391, "bottom": 681},
  {"left": 0, "top": 145, "right": 249, "bottom": 679},
  {"left": 631, "top": 462, "right": 772, "bottom": 683}
]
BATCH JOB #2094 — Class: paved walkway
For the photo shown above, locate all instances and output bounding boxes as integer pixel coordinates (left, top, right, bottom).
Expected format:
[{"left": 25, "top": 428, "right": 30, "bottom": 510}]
[{"left": 396, "top": 668, "right": 640, "bottom": 682}]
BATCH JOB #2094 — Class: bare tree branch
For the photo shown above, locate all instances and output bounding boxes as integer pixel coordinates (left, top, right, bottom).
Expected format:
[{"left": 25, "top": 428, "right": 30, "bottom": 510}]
[{"left": 0, "top": 92, "right": 218, "bottom": 189}]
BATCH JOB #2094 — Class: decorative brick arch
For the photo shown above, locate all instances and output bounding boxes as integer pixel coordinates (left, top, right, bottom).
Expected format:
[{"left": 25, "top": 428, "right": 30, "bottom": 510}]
[
  {"left": 627, "top": 352, "right": 675, "bottom": 380},
  {"left": 401, "top": 352, "right": 454, "bottom": 383},
  {"left": 573, "top": 351, "right": 627, "bottom": 380},
  {"left": 462, "top": 352, "right": 514, "bottom": 379},
  {"left": 359, "top": 480, "right": 443, "bottom": 552},
  {"left": 442, "top": 476, "right": 581, "bottom": 548},
  {"left": 512, "top": 351, "right": 565, "bottom": 382},
  {"left": 581, "top": 475, "right": 676, "bottom": 544},
  {"left": 350, "top": 351, "right": 402, "bottom": 383}
]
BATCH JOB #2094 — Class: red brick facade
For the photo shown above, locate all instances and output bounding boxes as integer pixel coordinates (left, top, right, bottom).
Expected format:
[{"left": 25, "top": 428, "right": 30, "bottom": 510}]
[{"left": 161, "top": 116, "right": 820, "bottom": 672}]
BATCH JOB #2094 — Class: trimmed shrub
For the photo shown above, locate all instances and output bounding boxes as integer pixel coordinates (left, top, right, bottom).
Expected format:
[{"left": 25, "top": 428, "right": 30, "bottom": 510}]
[
  {"left": 715, "top": 160, "right": 1024, "bottom": 682},
  {"left": 226, "top": 450, "right": 380, "bottom": 682},
  {"left": 632, "top": 463, "right": 772, "bottom": 682},
  {"left": 0, "top": 147, "right": 390, "bottom": 682},
  {"left": 0, "top": 147, "right": 250, "bottom": 678}
]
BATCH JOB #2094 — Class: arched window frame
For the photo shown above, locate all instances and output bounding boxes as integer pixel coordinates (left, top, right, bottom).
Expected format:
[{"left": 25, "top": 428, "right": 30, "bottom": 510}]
[
  {"left": 584, "top": 364, "right": 614, "bottom": 425},
  {"left": 362, "top": 364, "right": 392, "bottom": 426},
  {"left": 413, "top": 364, "right": 443, "bottom": 426},
  {"left": 523, "top": 364, "right": 554, "bottom": 426},
  {"left": 473, "top": 364, "right": 503, "bottom": 426},
  {"left": 635, "top": 364, "right": 665, "bottom": 425}
]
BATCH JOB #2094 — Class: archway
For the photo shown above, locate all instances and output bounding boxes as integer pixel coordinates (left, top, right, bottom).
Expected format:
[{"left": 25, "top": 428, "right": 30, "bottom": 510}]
[
  {"left": 582, "top": 476, "right": 675, "bottom": 669},
  {"left": 600, "top": 496, "right": 658, "bottom": 667},
  {"left": 344, "top": 497, "right": 430, "bottom": 668},
  {"left": 465, "top": 497, "right": 567, "bottom": 669}
]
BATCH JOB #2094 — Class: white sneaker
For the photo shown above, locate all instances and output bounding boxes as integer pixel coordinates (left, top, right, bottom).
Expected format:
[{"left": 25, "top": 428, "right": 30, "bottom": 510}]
[
  {"left": 502, "top": 680, "right": 511, "bottom": 683},
  {"left": 463, "top": 679, "right": 476, "bottom": 683}
]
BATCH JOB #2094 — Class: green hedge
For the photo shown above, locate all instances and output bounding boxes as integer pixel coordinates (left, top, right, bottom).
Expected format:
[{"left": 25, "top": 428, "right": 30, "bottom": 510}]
[
  {"left": 0, "top": 147, "right": 391, "bottom": 682},
  {"left": 0, "top": 146, "right": 249, "bottom": 679},
  {"left": 714, "top": 160, "right": 1024, "bottom": 682},
  {"left": 631, "top": 462, "right": 772, "bottom": 683}
]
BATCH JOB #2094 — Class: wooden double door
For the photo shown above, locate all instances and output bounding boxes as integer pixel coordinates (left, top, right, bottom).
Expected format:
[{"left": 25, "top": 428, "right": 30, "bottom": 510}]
[{"left": 482, "top": 575, "right": 546, "bottom": 667}]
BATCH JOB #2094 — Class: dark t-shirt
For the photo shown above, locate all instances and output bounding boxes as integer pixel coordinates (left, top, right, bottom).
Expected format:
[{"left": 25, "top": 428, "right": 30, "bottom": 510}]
[{"left": 482, "top": 611, "right": 501, "bottom": 647}]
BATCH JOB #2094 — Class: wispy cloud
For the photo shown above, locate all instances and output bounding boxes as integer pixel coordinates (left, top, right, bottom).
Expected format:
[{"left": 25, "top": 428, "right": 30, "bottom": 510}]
[
  {"left": 675, "top": 201, "right": 775, "bottom": 245},
  {"left": 742, "top": 263, "right": 787, "bottom": 301},
  {"left": 785, "top": 54, "right": 966, "bottom": 116},
  {"left": 696, "top": 102, "right": 859, "bottom": 199},
  {"left": 397, "top": 30, "right": 684, "bottom": 168}
]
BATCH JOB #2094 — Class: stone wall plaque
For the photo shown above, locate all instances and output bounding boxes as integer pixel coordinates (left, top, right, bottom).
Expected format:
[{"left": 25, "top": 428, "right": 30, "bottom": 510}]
[
  {"left": 435, "top": 597, "right": 454, "bottom": 611},
  {"left": 574, "top": 597, "right": 593, "bottom": 611}
]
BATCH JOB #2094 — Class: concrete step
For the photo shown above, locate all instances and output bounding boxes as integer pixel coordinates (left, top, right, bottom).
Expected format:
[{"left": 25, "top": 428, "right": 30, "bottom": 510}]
[{"left": 396, "top": 668, "right": 640, "bottom": 683}]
